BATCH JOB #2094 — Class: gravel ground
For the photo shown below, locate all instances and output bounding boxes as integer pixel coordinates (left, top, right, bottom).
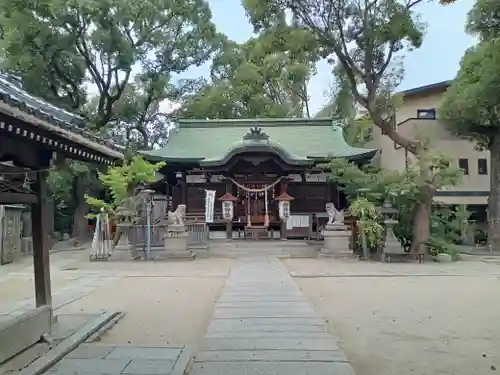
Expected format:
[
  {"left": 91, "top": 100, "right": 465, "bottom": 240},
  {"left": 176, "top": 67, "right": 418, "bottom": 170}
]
[
  {"left": 56, "top": 257, "right": 234, "bottom": 348},
  {"left": 285, "top": 258, "right": 500, "bottom": 375}
]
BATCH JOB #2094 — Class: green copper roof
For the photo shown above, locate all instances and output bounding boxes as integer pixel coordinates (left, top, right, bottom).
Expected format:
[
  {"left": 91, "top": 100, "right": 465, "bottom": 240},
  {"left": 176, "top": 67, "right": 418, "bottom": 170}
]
[{"left": 142, "top": 118, "right": 377, "bottom": 165}]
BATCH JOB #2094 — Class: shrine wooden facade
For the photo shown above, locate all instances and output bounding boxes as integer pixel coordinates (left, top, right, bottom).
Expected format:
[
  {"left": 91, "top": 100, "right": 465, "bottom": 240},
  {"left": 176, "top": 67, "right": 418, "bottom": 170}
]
[
  {"left": 143, "top": 118, "right": 377, "bottom": 239},
  {"left": 0, "top": 74, "right": 122, "bottom": 310}
]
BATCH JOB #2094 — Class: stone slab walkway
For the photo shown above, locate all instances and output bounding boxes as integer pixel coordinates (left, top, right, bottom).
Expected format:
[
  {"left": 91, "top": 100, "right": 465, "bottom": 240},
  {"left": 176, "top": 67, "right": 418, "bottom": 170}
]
[
  {"left": 190, "top": 258, "right": 355, "bottom": 375},
  {"left": 45, "top": 344, "right": 192, "bottom": 375}
]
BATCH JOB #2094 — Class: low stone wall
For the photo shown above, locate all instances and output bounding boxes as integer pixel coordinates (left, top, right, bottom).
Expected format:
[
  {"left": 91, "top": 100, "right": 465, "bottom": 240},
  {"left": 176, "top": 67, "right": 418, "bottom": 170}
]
[{"left": 0, "top": 305, "right": 52, "bottom": 363}]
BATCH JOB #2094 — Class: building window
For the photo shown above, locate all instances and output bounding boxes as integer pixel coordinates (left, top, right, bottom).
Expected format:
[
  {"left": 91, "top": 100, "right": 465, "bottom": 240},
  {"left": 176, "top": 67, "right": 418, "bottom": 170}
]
[
  {"left": 417, "top": 108, "right": 436, "bottom": 119},
  {"left": 478, "top": 158, "right": 488, "bottom": 175},
  {"left": 459, "top": 158, "right": 469, "bottom": 175}
]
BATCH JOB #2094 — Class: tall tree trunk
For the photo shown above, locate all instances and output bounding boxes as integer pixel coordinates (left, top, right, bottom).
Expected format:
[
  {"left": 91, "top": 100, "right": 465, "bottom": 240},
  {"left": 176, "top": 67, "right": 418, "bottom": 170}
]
[
  {"left": 410, "top": 154, "right": 436, "bottom": 255},
  {"left": 488, "top": 135, "right": 500, "bottom": 251},
  {"left": 71, "top": 175, "right": 89, "bottom": 239},
  {"left": 410, "top": 188, "right": 433, "bottom": 254}
]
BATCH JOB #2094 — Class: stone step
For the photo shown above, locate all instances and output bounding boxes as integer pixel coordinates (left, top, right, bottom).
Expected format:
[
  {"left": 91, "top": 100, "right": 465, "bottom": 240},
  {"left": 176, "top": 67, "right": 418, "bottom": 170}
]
[
  {"left": 195, "top": 349, "right": 347, "bottom": 362},
  {"left": 190, "top": 361, "right": 356, "bottom": 375}
]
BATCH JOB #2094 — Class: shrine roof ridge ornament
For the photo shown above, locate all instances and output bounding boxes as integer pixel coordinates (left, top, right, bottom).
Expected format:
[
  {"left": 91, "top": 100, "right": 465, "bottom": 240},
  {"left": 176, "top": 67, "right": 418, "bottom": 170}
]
[
  {"left": 242, "top": 126, "right": 269, "bottom": 141},
  {"left": 176, "top": 117, "right": 337, "bottom": 128}
]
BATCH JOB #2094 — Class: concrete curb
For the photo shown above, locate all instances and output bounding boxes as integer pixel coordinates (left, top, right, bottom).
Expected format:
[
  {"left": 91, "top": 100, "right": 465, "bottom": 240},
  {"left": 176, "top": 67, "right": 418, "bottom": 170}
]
[
  {"left": 172, "top": 346, "right": 195, "bottom": 375},
  {"left": 17, "top": 311, "right": 121, "bottom": 375},
  {"left": 291, "top": 272, "right": 500, "bottom": 278},
  {"left": 85, "top": 312, "right": 125, "bottom": 343}
]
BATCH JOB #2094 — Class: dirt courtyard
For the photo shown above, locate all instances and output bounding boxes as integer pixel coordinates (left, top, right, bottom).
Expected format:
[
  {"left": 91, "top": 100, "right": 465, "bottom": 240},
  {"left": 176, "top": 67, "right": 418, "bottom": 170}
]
[
  {"left": 284, "top": 258, "right": 500, "bottom": 375},
  {"left": 56, "top": 256, "right": 233, "bottom": 347},
  {"left": 3, "top": 251, "right": 500, "bottom": 374}
]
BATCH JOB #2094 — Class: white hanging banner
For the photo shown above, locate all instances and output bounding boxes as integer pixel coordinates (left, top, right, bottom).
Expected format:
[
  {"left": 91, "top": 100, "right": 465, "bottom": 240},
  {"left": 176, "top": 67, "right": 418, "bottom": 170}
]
[{"left": 205, "top": 190, "right": 216, "bottom": 223}]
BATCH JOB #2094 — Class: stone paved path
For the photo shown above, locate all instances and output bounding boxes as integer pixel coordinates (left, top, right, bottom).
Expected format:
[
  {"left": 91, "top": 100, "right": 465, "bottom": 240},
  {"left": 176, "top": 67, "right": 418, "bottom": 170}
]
[
  {"left": 45, "top": 344, "right": 192, "bottom": 375},
  {"left": 190, "top": 258, "right": 355, "bottom": 375}
]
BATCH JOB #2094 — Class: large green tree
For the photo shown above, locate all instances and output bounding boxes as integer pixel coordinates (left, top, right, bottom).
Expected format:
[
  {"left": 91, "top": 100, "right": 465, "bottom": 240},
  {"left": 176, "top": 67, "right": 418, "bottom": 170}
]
[
  {"left": 0, "top": 0, "right": 222, "bottom": 238},
  {"left": 0, "top": 0, "right": 221, "bottom": 141},
  {"left": 182, "top": 23, "right": 318, "bottom": 119},
  {"left": 440, "top": 0, "right": 500, "bottom": 250},
  {"left": 243, "top": 0, "right": 445, "bottom": 253}
]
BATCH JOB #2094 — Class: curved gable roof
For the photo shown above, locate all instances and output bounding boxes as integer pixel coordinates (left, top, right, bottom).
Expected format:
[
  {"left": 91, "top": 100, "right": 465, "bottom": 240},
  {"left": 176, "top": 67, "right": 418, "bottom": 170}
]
[{"left": 143, "top": 118, "right": 377, "bottom": 164}]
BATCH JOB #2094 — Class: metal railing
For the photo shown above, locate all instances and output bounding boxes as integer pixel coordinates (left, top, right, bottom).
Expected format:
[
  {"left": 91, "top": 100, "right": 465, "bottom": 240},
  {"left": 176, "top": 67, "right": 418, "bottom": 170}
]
[
  {"left": 187, "top": 222, "right": 209, "bottom": 246},
  {"left": 130, "top": 222, "right": 209, "bottom": 248},
  {"left": 130, "top": 224, "right": 167, "bottom": 248}
]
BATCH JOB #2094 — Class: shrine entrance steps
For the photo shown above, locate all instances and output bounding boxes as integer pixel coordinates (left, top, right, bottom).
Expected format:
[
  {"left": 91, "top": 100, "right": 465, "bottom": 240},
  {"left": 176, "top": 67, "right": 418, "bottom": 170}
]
[{"left": 204, "top": 240, "right": 318, "bottom": 258}]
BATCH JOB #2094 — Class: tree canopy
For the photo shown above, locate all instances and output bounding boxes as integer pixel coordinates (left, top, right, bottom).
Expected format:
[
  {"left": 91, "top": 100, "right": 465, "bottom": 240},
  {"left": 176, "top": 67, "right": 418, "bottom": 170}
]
[
  {"left": 0, "top": 0, "right": 223, "bottom": 148},
  {"left": 243, "top": 0, "right": 425, "bottom": 151},
  {"left": 440, "top": 39, "right": 500, "bottom": 148},
  {"left": 181, "top": 24, "right": 319, "bottom": 119},
  {"left": 440, "top": 0, "right": 500, "bottom": 249}
]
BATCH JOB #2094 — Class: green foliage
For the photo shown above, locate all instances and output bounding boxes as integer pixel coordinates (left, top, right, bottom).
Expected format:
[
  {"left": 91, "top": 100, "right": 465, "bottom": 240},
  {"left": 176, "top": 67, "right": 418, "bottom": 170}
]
[
  {"left": 325, "top": 156, "right": 463, "bottom": 253},
  {"left": 181, "top": 24, "right": 319, "bottom": 119},
  {"left": 0, "top": 0, "right": 222, "bottom": 146},
  {"left": 440, "top": 0, "right": 500, "bottom": 250},
  {"left": 426, "top": 236, "right": 460, "bottom": 260},
  {"left": 343, "top": 115, "right": 374, "bottom": 147},
  {"left": 84, "top": 156, "right": 165, "bottom": 218},
  {"left": 243, "top": 0, "right": 425, "bottom": 144},
  {"left": 467, "top": 0, "right": 500, "bottom": 39},
  {"left": 348, "top": 198, "right": 384, "bottom": 250},
  {"left": 440, "top": 38, "right": 500, "bottom": 149}
]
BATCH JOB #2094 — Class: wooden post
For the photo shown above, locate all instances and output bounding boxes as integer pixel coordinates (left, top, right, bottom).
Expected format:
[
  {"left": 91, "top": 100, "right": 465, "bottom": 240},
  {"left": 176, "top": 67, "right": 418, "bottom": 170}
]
[
  {"left": 180, "top": 175, "right": 187, "bottom": 205},
  {"left": 165, "top": 182, "right": 171, "bottom": 212},
  {"left": 31, "top": 171, "right": 52, "bottom": 307}
]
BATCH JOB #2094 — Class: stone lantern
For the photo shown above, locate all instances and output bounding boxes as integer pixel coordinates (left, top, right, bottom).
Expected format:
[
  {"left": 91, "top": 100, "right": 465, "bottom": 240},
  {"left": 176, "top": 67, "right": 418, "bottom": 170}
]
[
  {"left": 113, "top": 199, "right": 136, "bottom": 259},
  {"left": 378, "top": 196, "right": 403, "bottom": 260},
  {"left": 275, "top": 192, "right": 293, "bottom": 240},
  {"left": 219, "top": 192, "right": 237, "bottom": 239}
]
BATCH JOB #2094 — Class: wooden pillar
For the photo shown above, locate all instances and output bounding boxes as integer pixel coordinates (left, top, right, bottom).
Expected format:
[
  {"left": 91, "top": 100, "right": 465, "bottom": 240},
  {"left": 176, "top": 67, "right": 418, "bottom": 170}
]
[
  {"left": 31, "top": 171, "right": 52, "bottom": 307},
  {"left": 165, "top": 181, "right": 171, "bottom": 212},
  {"left": 326, "top": 179, "right": 332, "bottom": 203},
  {"left": 180, "top": 175, "right": 187, "bottom": 205},
  {"left": 172, "top": 172, "right": 183, "bottom": 210}
]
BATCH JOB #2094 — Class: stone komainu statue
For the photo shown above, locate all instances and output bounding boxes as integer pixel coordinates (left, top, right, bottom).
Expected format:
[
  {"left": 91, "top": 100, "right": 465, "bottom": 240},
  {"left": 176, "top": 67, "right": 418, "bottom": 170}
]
[
  {"left": 167, "top": 204, "right": 186, "bottom": 226},
  {"left": 326, "top": 202, "right": 337, "bottom": 225}
]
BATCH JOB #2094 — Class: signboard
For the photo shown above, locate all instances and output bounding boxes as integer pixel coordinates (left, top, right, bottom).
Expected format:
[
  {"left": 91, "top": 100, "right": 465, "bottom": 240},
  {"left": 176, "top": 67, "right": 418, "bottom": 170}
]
[{"left": 205, "top": 190, "right": 216, "bottom": 223}]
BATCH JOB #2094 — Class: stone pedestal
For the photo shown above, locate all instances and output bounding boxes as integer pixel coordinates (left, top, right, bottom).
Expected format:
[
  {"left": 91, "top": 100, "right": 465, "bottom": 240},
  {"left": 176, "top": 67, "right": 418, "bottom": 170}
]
[
  {"left": 112, "top": 225, "right": 138, "bottom": 260},
  {"left": 320, "top": 223, "right": 353, "bottom": 258},
  {"left": 162, "top": 224, "right": 196, "bottom": 260}
]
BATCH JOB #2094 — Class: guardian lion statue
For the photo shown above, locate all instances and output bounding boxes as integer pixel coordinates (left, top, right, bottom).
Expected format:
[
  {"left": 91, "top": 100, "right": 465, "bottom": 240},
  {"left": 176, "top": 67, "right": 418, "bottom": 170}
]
[
  {"left": 326, "top": 203, "right": 337, "bottom": 225},
  {"left": 167, "top": 204, "right": 186, "bottom": 226},
  {"left": 326, "top": 202, "right": 345, "bottom": 225}
]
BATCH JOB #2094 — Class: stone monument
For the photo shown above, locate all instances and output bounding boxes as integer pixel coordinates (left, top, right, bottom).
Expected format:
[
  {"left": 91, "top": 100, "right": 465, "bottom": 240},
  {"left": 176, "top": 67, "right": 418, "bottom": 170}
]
[
  {"left": 162, "top": 204, "right": 195, "bottom": 260},
  {"left": 320, "top": 203, "right": 353, "bottom": 258}
]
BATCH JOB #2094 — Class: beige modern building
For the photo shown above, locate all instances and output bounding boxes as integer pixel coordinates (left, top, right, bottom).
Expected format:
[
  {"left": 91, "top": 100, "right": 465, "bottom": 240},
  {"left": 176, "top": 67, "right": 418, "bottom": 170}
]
[{"left": 369, "top": 81, "right": 489, "bottom": 220}]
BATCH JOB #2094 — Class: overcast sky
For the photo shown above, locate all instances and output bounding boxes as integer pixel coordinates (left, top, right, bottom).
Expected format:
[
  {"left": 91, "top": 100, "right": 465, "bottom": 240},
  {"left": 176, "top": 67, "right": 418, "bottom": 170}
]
[{"left": 176, "top": 0, "right": 476, "bottom": 115}]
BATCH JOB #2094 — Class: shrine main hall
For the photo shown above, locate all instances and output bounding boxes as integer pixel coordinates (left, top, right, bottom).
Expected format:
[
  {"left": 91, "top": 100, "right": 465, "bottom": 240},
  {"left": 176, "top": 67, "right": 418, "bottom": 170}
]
[{"left": 142, "top": 118, "right": 376, "bottom": 239}]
